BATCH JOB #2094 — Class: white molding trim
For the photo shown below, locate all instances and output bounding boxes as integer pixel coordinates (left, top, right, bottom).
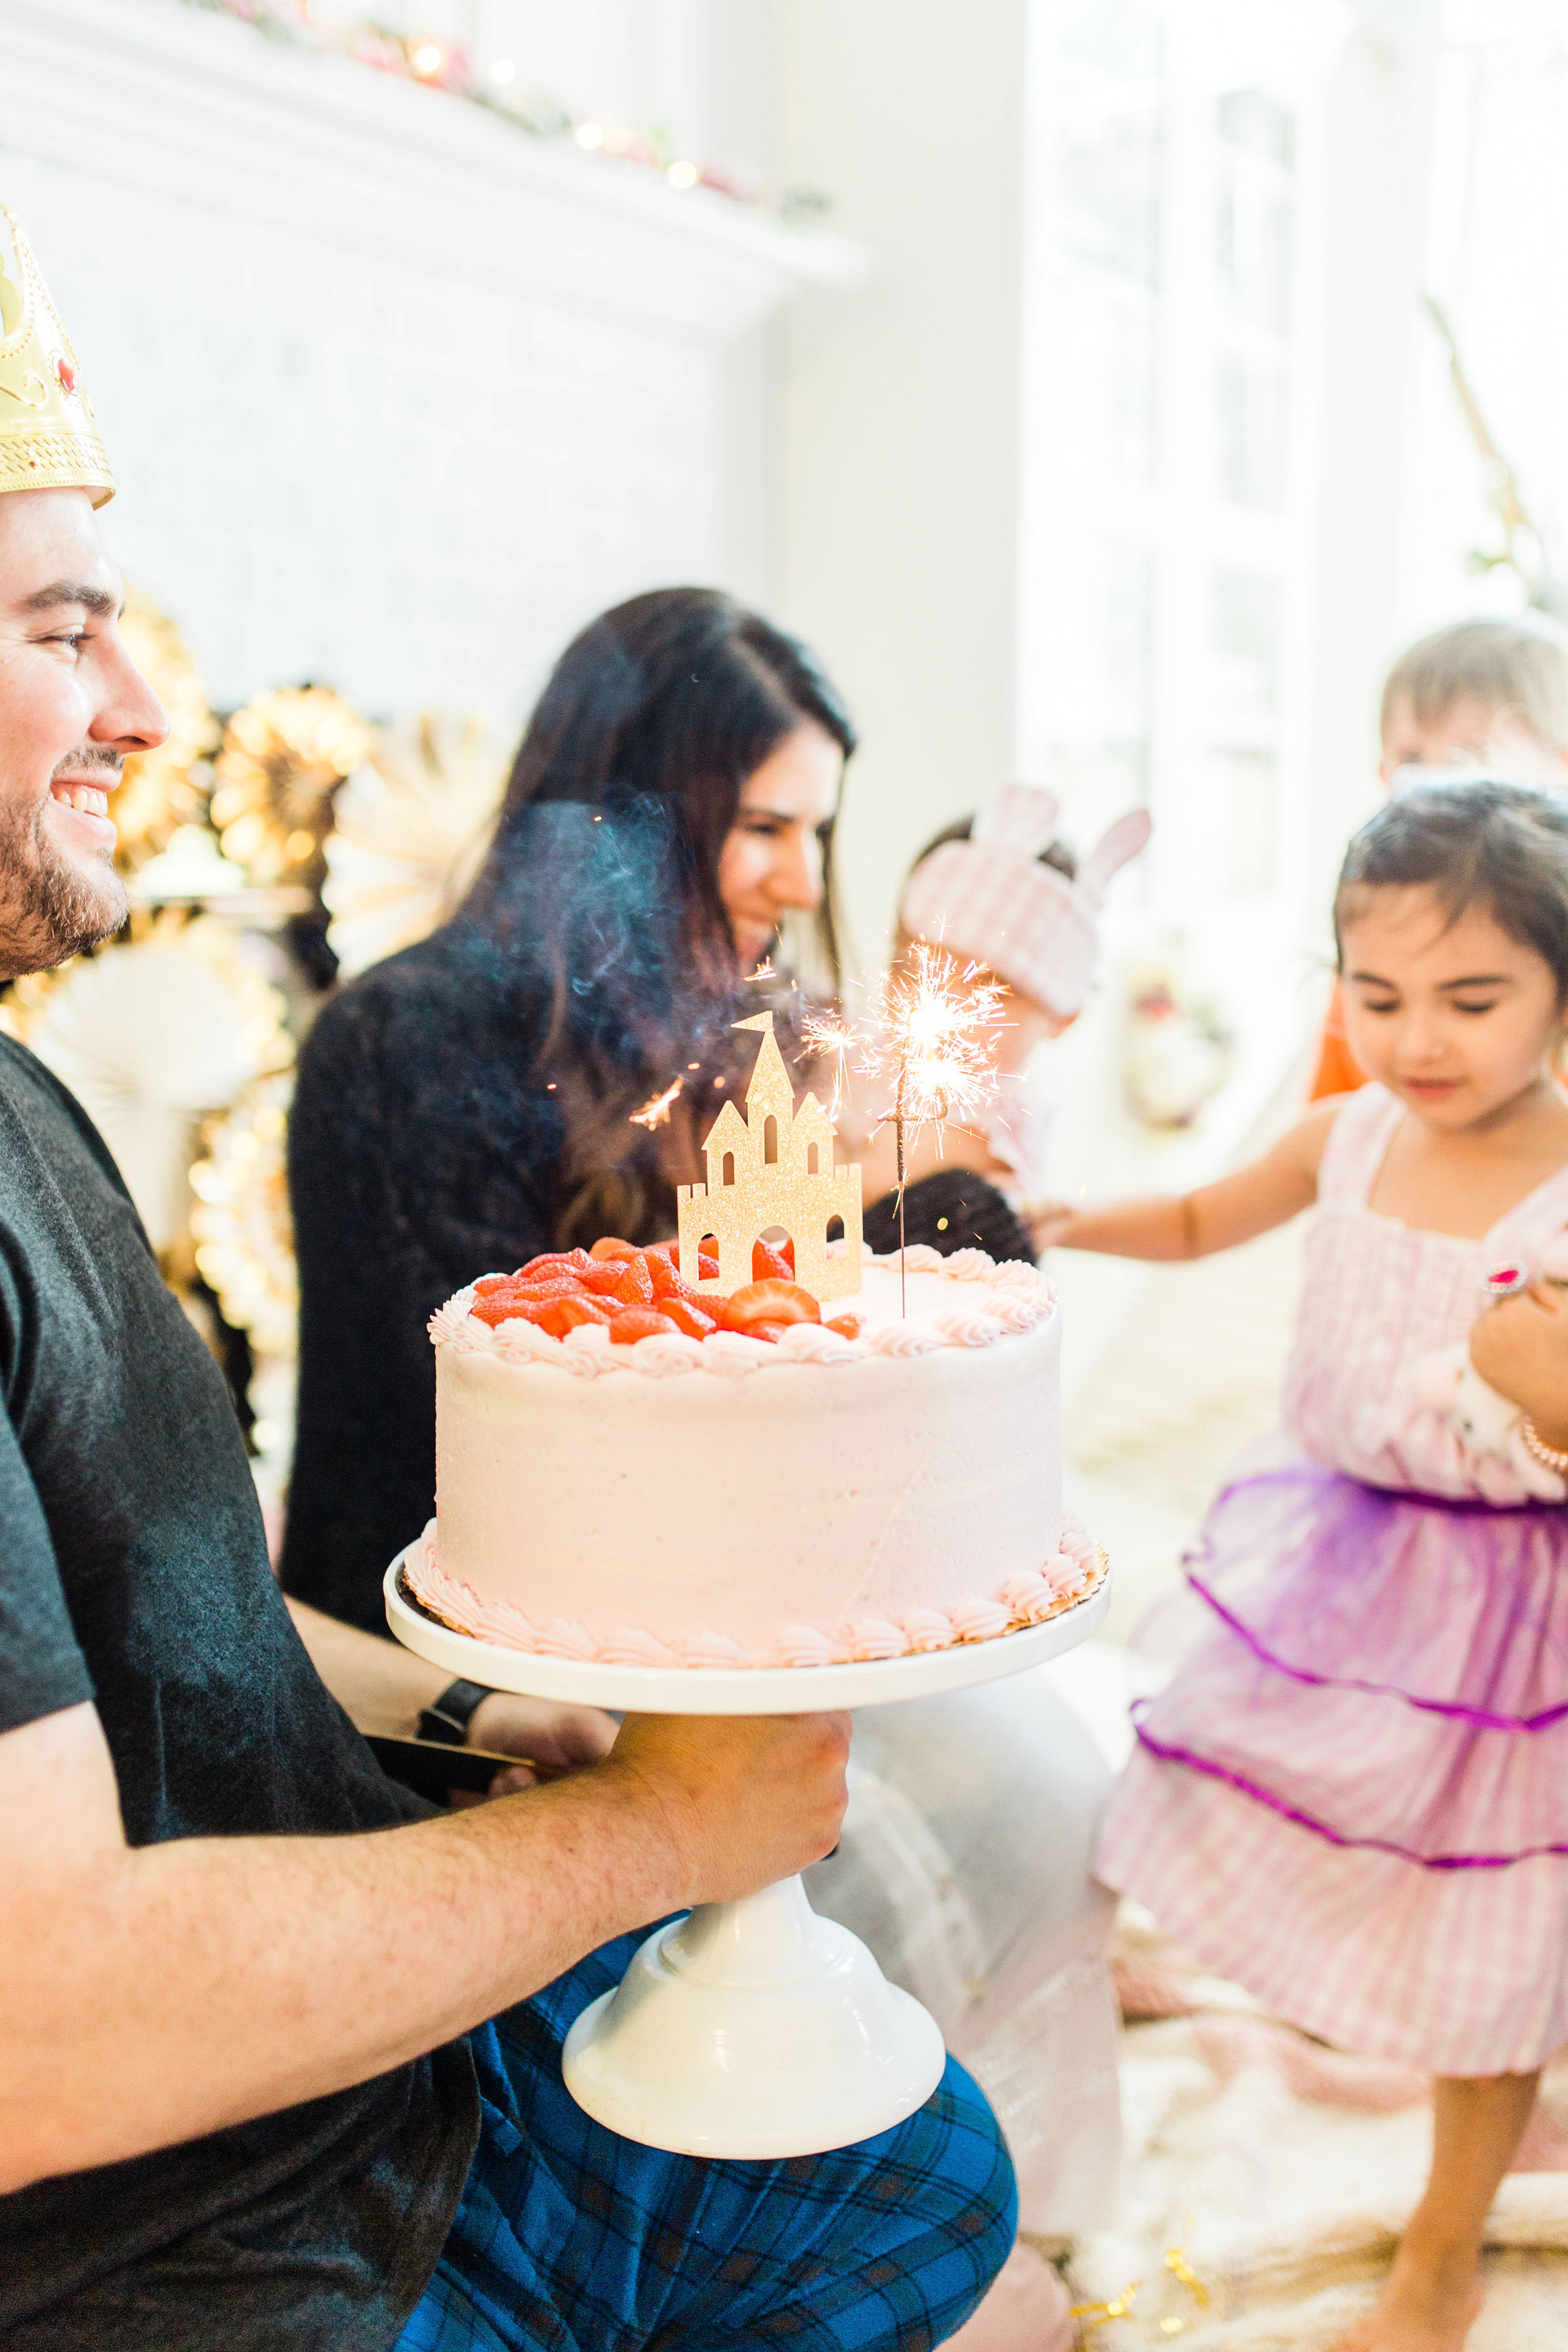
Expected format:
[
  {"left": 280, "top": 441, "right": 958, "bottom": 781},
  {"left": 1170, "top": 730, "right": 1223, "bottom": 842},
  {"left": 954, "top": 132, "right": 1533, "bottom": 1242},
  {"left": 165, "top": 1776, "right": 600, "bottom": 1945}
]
[{"left": 0, "top": 0, "right": 870, "bottom": 343}]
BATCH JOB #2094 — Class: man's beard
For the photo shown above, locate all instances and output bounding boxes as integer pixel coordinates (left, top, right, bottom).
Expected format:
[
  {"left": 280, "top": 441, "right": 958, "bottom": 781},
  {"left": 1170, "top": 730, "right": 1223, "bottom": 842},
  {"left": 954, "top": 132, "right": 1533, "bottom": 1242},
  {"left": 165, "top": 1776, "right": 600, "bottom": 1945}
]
[{"left": 0, "top": 774, "right": 128, "bottom": 977}]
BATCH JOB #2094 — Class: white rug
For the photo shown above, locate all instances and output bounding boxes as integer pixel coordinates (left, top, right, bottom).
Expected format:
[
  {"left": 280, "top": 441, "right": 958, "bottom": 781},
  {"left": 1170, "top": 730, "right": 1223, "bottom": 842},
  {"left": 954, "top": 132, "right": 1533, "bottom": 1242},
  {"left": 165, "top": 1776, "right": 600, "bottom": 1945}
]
[{"left": 1059, "top": 1910, "right": 1568, "bottom": 2347}]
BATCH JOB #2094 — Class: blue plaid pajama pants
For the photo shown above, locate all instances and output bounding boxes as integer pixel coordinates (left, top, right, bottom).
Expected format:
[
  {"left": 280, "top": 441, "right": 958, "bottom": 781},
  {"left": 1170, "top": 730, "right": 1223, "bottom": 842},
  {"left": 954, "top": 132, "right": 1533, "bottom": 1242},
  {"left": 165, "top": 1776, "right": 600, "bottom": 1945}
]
[{"left": 395, "top": 1928, "right": 1017, "bottom": 2351}]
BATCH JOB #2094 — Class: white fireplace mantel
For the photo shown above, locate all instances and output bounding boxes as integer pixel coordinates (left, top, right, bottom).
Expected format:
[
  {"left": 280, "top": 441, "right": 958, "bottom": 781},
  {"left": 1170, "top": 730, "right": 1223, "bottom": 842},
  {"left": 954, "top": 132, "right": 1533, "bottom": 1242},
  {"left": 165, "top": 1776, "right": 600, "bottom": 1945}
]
[
  {"left": 0, "top": 0, "right": 870, "bottom": 343},
  {"left": 0, "top": 0, "right": 872, "bottom": 720}
]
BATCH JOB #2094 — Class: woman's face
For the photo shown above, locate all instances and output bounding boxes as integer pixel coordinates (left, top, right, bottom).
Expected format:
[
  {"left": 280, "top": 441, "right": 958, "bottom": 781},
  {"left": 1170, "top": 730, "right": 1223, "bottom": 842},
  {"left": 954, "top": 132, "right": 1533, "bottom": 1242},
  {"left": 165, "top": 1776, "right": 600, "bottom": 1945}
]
[{"left": 717, "top": 720, "right": 842, "bottom": 970}]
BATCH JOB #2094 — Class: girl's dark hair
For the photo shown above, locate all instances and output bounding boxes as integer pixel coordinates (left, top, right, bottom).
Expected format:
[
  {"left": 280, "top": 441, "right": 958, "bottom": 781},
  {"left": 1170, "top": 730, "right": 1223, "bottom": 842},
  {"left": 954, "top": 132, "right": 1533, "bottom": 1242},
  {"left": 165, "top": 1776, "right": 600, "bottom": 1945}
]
[
  {"left": 909, "top": 813, "right": 1077, "bottom": 883},
  {"left": 455, "top": 587, "right": 856, "bottom": 1243},
  {"left": 1334, "top": 778, "right": 1568, "bottom": 1000}
]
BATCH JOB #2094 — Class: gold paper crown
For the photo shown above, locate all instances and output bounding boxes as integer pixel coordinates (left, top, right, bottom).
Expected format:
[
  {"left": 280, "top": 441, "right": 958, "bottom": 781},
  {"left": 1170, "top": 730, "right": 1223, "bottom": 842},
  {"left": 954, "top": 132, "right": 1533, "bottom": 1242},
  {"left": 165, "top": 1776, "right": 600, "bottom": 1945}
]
[{"left": 0, "top": 204, "right": 112, "bottom": 507}]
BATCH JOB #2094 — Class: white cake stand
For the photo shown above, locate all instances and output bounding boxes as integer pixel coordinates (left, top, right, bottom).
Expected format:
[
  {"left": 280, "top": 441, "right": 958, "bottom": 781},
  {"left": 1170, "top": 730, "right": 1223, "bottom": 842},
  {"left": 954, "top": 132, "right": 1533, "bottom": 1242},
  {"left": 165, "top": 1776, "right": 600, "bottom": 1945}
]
[{"left": 384, "top": 1552, "right": 1109, "bottom": 2159}]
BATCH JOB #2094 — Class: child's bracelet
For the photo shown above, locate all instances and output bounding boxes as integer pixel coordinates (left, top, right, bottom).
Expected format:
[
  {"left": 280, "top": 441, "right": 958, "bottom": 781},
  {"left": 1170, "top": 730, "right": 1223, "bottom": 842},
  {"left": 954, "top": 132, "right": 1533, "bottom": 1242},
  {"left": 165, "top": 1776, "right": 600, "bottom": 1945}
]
[
  {"left": 1520, "top": 1416, "right": 1568, "bottom": 1475},
  {"left": 1180, "top": 1194, "right": 1199, "bottom": 1257}
]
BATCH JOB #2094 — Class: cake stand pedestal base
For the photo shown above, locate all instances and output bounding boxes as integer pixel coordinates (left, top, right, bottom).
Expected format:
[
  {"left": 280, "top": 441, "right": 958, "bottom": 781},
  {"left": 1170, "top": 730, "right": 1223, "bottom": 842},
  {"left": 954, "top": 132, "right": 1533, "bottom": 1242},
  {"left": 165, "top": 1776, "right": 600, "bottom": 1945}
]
[
  {"left": 563, "top": 1873, "right": 945, "bottom": 2158},
  {"left": 384, "top": 1553, "right": 1108, "bottom": 2159}
]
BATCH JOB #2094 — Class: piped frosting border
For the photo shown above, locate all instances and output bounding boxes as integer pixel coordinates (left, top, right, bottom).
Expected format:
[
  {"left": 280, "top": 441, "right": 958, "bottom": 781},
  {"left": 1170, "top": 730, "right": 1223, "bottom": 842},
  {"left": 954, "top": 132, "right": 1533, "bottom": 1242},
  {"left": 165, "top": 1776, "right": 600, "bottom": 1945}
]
[
  {"left": 429, "top": 1246, "right": 1055, "bottom": 1381},
  {"left": 402, "top": 1513, "right": 1105, "bottom": 1669}
]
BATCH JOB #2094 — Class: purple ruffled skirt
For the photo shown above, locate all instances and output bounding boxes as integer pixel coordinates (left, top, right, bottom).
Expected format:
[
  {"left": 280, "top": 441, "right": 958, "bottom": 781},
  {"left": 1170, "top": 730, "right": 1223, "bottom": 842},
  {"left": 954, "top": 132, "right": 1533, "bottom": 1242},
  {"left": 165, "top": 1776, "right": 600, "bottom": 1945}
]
[{"left": 1096, "top": 1462, "right": 1568, "bottom": 2070}]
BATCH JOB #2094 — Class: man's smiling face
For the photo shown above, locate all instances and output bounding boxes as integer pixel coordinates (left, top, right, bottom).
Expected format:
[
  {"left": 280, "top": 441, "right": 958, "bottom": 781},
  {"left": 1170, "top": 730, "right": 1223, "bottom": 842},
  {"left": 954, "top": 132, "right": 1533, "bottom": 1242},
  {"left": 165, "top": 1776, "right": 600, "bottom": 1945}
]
[{"left": 0, "top": 487, "right": 167, "bottom": 977}]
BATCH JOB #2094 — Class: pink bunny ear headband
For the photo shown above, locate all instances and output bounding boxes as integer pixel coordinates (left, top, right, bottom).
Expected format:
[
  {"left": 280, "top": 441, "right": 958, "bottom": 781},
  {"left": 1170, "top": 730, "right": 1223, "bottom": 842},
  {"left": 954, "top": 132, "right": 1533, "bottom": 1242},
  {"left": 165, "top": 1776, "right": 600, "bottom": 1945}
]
[{"left": 899, "top": 784, "right": 1152, "bottom": 1019}]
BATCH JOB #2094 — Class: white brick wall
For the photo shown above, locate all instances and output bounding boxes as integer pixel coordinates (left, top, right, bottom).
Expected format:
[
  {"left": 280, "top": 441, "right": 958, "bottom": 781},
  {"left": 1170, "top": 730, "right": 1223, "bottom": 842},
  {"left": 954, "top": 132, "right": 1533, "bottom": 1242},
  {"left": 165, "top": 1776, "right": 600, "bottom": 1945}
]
[{"left": 0, "top": 0, "right": 857, "bottom": 732}]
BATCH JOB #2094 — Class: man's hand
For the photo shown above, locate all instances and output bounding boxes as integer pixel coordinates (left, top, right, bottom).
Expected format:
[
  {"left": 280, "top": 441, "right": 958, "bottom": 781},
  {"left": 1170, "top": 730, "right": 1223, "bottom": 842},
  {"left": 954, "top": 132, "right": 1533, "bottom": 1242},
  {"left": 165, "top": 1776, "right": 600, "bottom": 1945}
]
[
  {"left": 1469, "top": 1283, "right": 1568, "bottom": 1452},
  {"left": 595, "top": 1712, "right": 851, "bottom": 1906}
]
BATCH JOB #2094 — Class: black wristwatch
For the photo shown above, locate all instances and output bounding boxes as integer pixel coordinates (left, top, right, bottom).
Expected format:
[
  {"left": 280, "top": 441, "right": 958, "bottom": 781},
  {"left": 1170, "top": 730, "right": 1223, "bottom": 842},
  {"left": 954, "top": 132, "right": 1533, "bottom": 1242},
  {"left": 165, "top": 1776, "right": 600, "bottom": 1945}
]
[{"left": 417, "top": 1678, "right": 493, "bottom": 1746}]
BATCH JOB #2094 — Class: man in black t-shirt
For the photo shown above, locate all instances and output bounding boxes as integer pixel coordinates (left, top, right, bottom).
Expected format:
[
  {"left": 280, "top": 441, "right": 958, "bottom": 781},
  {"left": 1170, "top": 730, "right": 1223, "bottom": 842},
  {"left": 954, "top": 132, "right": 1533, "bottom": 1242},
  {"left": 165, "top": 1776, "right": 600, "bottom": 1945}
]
[{"left": 0, "top": 210, "right": 1015, "bottom": 2349}]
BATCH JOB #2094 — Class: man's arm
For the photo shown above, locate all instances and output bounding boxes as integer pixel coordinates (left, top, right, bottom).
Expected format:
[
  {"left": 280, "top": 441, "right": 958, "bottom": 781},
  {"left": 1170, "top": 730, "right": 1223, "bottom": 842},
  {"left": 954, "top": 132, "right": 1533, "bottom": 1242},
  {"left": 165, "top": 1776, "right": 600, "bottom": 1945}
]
[
  {"left": 1, "top": 1696, "right": 849, "bottom": 2193},
  {"left": 285, "top": 1595, "right": 613, "bottom": 1781}
]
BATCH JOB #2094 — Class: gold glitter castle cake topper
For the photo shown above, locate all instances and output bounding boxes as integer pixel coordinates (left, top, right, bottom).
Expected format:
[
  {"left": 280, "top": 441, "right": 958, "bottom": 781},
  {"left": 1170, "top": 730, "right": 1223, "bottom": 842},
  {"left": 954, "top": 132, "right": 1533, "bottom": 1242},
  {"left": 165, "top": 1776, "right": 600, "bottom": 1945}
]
[
  {"left": 677, "top": 1013, "right": 863, "bottom": 1303},
  {"left": 0, "top": 204, "right": 113, "bottom": 507}
]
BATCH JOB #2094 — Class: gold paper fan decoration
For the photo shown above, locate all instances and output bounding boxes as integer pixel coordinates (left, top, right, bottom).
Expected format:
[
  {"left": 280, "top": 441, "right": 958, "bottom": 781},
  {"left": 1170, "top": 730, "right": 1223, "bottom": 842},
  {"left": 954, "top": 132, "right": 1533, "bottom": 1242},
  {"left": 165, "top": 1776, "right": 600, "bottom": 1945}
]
[
  {"left": 190, "top": 1070, "right": 298, "bottom": 1362},
  {"left": 112, "top": 588, "right": 221, "bottom": 873},
  {"left": 210, "top": 687, "right": 371, "bottom": 894},
  {"left": 6, "top": 911, "right": 293, "bottom": 1255},
  {"left": 323, "top": 713, "right": 506, "bottom": 977}
]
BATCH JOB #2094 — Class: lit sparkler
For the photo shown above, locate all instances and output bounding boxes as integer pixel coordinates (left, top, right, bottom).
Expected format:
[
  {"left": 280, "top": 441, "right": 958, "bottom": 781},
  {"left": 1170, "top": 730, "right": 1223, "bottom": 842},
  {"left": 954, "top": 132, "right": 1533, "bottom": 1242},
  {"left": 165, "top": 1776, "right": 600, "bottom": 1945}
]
[
  {"left": 872, "top": 945, "right": 1007, "bottom": 1307},
  {"left": 799, "top": 1004, "right": 859, "bottom": 1121},
  {"left": 629, "top": 1075, "right": 684, "bottom": 1130},
  {"left": 805, "top": 943, "right": 1007, "bottom": 1309}
]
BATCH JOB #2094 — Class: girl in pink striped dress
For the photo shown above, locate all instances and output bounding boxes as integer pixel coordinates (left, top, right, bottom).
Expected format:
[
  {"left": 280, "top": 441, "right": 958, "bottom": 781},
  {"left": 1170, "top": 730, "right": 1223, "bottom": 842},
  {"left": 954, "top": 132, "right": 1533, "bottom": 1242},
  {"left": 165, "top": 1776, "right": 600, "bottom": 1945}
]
[{"left": 1038, "top": 780, "right": 1568, "bottom": 2351}]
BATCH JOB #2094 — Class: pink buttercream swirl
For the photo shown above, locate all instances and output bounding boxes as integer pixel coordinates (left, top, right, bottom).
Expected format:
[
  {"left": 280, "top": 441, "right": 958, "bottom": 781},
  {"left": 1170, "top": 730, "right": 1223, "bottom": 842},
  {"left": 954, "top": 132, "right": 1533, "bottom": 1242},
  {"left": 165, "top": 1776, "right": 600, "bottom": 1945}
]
[
  {"left": 990, "top": 1260, "right": 1050, "bottom": 1293},
  {"left": 872, "top": 1243, "right": 947, "bottom": 1275},
  {"left": 947, "top": 1595, "right": 1012, "bottom": 1643},
  {"left": 998, "top": 1570, "right": 1056, "bottom": 1624},
  {"left": 866, "top": 1321, "right": 945, "bottom": 1358},
  {"left": 598, "top": 1627, "right": 682, "bottom": 1667},
  {"left": 941, "top": 1248, "right": 996, "bottom": 1282},
  {"left": 776, "top": 1322, "right": 861, "bottom": 1365},
  {"left": 401, "top": 1524, "right": 1106, "bottom": 1668},
  {"left": 533, "top": 1617, "right": 598, "bottom": 1659},
  {"left": 932, "top": 1307, "right": 1006, "bottom": 1347},
  {"left": 627, "top": 1334, "right": 705, "bottom": 1377},
  {"left": 698, "top": 1331, "right": 776, "bottom": 1378},
  {"left": 1059, "top": 1512, "right": 1096, "bottom": 1562},
  {"left": 988, "top": 1293, "right": 1046, "bottom": 1335},
  {"left": 840, "top": 1616, "right": 911, "bottom": 1661},
  {"left": 493, "top": 1320, "right": 566, "bottom": 1369},
  {"left": 902, "top": 1607, "right": 959, "bottom": 1653},
  {"left": 1041, "top": 1552, "right": 1080, "bottom": 1596},
  {"left": 678, "top": 1630, "right": 755, "bottom": 1668},
  {"left": 775, "top": 1624, "right": 840, "bottom": 1668}
]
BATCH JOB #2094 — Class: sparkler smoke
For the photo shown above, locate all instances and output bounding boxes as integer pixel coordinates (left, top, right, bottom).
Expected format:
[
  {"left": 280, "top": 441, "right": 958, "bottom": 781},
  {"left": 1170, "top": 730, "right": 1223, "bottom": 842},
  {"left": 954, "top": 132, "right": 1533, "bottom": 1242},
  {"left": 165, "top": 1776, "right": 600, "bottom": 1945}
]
[{"left": 457, "top": 795, "right": 774, "bottom": 1247}]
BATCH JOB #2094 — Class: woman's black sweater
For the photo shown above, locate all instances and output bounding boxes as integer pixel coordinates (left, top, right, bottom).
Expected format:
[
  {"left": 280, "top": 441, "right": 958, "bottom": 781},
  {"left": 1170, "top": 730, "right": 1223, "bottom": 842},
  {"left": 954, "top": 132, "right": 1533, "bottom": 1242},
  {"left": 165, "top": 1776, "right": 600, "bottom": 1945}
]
[
  {"left": 280, "top": 926, "right": 666, "bottom": 1629},
  {"left": 281, "top": 926, "right": 1036, "bottom": 1635}
]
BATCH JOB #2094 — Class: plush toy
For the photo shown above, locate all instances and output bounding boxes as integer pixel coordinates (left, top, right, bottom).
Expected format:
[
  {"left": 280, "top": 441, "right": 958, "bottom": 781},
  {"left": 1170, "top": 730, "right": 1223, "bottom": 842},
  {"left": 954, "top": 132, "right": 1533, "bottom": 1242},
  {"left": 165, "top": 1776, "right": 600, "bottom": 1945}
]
[
  {"left": 1411, "top": 1345, "right": 1526, "bottom": 1462},
  {"left": 1411, "top": 1235, "right": 1568, "bottom": 1480}
]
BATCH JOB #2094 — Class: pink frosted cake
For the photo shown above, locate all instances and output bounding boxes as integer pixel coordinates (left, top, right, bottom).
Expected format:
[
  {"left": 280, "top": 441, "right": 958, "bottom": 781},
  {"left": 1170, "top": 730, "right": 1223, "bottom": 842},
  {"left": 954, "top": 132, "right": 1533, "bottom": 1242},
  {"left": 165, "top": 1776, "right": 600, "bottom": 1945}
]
[{"left": 402, "top": 1242, "right": 1100, "bottom": 1669}]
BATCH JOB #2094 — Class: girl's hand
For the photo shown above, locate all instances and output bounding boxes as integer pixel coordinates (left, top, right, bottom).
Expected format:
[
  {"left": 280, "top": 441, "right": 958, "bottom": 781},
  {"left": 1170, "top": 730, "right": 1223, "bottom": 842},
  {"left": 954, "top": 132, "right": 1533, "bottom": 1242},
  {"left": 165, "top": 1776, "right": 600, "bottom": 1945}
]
[
  {"left": 1469, "top": 1283, "right": 1568, "bottom": 1451},
  {"left": 458, "top": 1696, "right": 618, "bottom": 1803},
  {"left": 1027, "top": 1200, "right": 1081, "bottom": 1252}
]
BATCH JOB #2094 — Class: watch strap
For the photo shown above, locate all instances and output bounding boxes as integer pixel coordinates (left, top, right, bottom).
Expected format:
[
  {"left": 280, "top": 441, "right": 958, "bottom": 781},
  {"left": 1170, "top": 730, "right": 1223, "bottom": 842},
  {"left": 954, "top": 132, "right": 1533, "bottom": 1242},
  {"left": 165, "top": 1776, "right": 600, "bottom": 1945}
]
[{"left": 417, "top": 1676, "right": 493, "bottom": 1746}]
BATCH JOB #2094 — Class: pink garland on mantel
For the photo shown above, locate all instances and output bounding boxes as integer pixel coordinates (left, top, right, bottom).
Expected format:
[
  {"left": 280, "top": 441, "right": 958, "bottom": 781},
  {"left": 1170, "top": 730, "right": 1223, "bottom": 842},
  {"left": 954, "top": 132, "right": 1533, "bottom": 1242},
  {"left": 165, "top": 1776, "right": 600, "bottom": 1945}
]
[
  {"left": 178, "top": 0, "right": 830, "bottom": 221},
  {"left": 402, "top": 1515, "right": 1104, "bottom": 1670}
]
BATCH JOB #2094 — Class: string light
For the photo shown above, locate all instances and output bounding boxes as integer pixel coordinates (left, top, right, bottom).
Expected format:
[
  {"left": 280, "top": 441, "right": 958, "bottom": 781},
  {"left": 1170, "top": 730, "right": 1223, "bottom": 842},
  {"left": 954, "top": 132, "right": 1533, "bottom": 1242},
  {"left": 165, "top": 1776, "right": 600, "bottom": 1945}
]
[{"left": 173, "top": 3, "right": 830, "bottom": 223}]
